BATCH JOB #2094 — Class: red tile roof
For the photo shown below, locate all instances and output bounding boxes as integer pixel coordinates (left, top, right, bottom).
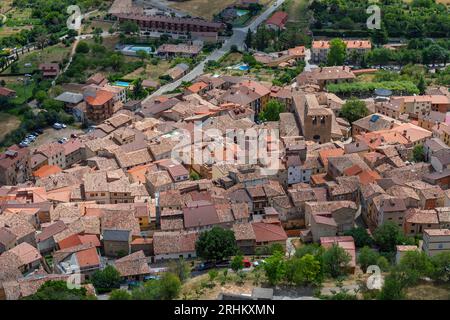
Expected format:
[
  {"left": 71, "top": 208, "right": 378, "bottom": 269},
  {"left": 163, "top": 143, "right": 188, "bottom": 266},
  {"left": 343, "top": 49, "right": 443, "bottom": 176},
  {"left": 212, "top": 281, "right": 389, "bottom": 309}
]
[
  {"left": 75, "top": 247, "right": 100, "bottom": 268},
  {"left": 85, "top": 90, "right": 114, "bottom": 106},
  {"left": 252, "top": 222, "right": 287, "bottom": 243},
  {"left": 265, "top": 11, "right": 288, "bottom": 28},
  {"left": 33, "top": 165, "right": 62, "bottom": 178}
]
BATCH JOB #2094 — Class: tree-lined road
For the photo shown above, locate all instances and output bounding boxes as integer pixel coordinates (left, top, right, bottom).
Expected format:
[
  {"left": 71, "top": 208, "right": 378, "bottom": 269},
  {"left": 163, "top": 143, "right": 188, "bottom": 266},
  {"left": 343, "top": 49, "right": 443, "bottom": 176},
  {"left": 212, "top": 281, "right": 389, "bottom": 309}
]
[{"left": 144, "top": 0, "right": 286, "bottom": 100}]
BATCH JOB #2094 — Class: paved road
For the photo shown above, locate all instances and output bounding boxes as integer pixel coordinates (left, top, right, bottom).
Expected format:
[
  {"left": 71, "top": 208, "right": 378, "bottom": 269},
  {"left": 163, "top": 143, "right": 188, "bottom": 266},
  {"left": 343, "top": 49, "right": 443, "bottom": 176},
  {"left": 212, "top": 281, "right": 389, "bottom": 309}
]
[{"left": 144, "top": 0, "right": 286, "bottom": 100}]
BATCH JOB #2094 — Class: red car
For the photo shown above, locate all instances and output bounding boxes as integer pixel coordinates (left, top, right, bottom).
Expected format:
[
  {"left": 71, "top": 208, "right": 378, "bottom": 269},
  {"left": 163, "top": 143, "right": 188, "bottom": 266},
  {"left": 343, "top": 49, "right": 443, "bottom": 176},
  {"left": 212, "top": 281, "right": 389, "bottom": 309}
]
[{"left": 243, "top": 259, "right": 252, "bottom": 268}]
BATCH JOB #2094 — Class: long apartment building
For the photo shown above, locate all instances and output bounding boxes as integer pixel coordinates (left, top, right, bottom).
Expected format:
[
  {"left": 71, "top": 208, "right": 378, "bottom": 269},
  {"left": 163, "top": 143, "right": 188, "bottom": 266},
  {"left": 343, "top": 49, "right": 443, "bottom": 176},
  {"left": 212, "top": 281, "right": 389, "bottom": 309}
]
[{"left": 312, "top": 40, "right": 372, "bottom": 63}]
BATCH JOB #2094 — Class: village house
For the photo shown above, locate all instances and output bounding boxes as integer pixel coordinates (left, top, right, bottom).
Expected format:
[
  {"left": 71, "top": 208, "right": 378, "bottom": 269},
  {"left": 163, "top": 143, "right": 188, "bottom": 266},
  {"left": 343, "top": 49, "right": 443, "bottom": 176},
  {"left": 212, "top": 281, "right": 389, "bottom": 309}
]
[
  {"left": 404, "top": 209, "right": 440, "bottom": 236},
  {"left": 233, "top": 222, "right": 256, "bottom": 255},
  {"left": 311, "top": 40, "right": 372, "bottom": 64},
  {"left": 296, "top": 66, "right": 356, "bottom": 89},
  {"left": 156, "top": 43, "right": 202, "bottom": 58},
  {"left": 422, "top": 229, "right": 450, "bottom": 256},
  {"left": 103, "top": 229, "right": 132, "bottom": 257},
  {"left": 53, "top": 244, "right": 101, "bottom": 278},
  {"left": 38, "top": 63, "right": 59, "bottom": 78},
  {"left": 34, "top": 143, "right": 66, "bottom": 169},
  {"left": 114, "top": 250, "right": 151, "bottom": 281},
  {"left": 153, "top": 231, "right": 198, "bottom": 261},
  {"left": 265, "top": 11, "right": 288, "bottom": 31},
  {"left": 0, "top": 146, "right": 32, "bottom": 186},
  {"left": 0, "top": 87, "right": 17, "bottom": 99},
  {"left": 251, "top": 221, "right": 287, "bottom": 251},
  {"left": 85, "top": 89, "right": 116, "bottom": 123}
]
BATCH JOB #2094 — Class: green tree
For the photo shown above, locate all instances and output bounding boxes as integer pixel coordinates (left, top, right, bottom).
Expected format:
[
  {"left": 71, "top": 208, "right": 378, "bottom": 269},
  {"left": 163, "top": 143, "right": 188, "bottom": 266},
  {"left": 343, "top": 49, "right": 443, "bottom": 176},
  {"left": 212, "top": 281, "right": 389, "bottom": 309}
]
[
  {"left": 344, "top": 227, "right": 373, "bottom": 247},
  {"left": 195, "top": 227, "right": 237, "bottom": 262},
  {"left": 358, "top": 246, "right": 379, "bottom": 272},
  {"left": 231, "top": 254, "right": 244, "bottom": 272},
  {"left": 168, "top": 257, "right": 191, "bottom": 282},
  {"left": 76, "top": 41, "right": 90, "bottom": 54},
  {"left": 412, "top": 144, "right": 425, "bottom": 162},
  {"left": 136, "top": 50, "right": 148, "bottom": 63},
  {"left": 422, "top": 44, "right": 448, "bottom": 66},
  {"left": 190, "top": 171, "right": 200, "bottom": 180},
  {"left": 430, "top": 252, "right": 450, "bottom": 282},
  {"left": 120, "top": 21, "right": 139, "bottom": 34},
  {"left": 417, "top": 74, "right": 426, "bottom": 94},
  {"left": 159, "top": 272, "right": 181, "bottom": 300},
  {"left": 109, "top": 289, "right": 132, "bottom": 300},
  {"left": 295, "top": 243, "right": 324, "bottom": 261},
  {"left": 285, "top": 254, "right": 322, "bottom": 286},
  {"left": 398, "top": 251, "right": 434, "bottom": 285},
  {"left": 91, "top": 265, "right": 122, "bottom": 293},
  {"left": 373, "top": 222, "right": 414, "bottom": 253},
  {"left": 376, "top": 256, "right": 390, "bottom": 272},
  {"left": 340, "top": 98, "right": 369, "bottom": 123},
  {"left": 259, "top": 99, "right": 285, "bottom": 122},
  {"left": 132, "top": 78, "right": 147, "bottom": 99},
  {"left": 327, "top": 38, "right": 346, "bottom": 66},
  {"left": 23, "top": 280, "right": 94, "bottom": 300},
  {"left": 378, "top": 270, "right": 408, "bottom": 300},
  {"left": 208, "top": 269, "right": 218, "bottom": 284},
  {"left": 131, "top": 280, "right": 161, "bottom": 300},
  {"left": 10, "top": 62, "right": 19, "bottom": 73},
  {"left": 263, "top": 251, "right": 286, "bottom": 286},
  {"left": 367, "top": 48, "right": 392, "bottom": 67},
  {"left": 35, "top": 90, "right": 48, "bottom": 103},
  {"left": 322, "top": 244, "right": 351, "bottom": 278},
  {"left": 371, "top": 23, "right": 389, "bottom": 45}
]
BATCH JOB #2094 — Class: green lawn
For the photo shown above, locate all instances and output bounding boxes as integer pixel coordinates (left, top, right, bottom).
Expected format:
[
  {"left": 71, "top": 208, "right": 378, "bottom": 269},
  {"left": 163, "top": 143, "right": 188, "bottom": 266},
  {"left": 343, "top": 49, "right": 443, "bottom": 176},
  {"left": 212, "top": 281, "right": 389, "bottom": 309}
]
[{"left": 8, "top": 81, "right": 35, "bottom": 105}]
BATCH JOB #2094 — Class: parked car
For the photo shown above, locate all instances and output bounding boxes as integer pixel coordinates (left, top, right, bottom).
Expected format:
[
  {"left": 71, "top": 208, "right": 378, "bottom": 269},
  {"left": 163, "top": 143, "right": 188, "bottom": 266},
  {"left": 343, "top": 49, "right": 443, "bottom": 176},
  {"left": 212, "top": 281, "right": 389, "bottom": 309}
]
[
  {"left": 19, "top": 141, "right": 29, "bottom": 148},
  {"left": 70, "top": 133, "right": 78, "bottom": 138},
  {"left": 53, "top": 123, "right": 63, "bottom": 130},
  {"left": 61, "top": 123, "right": 67, "bottom": 128},
  {"left": 127, "top": 281, "right": 142, "bottom": 290},
  {"left": 26, "top": 135, "right": 36, "bottom": 142},
  {"left": 195, "top": 261, "right": 215, "bottom": 271},
  {"left": 215, "top": 260, "right": 231, "bottom": 268},
  {"left": 143, "top": 275, "right": 161, "bottom": 282},
  {"left": 252, "top": 259, "right": 266, "bottom": 267},
  {"left": 35, "top": 128, "right": 44, "bottom": 134},
  {"left": 58, "top": 137, "right": 68, "bottom": 144},
  {"left": 243, "top": 259, "right": 252, "bottom": 268}
]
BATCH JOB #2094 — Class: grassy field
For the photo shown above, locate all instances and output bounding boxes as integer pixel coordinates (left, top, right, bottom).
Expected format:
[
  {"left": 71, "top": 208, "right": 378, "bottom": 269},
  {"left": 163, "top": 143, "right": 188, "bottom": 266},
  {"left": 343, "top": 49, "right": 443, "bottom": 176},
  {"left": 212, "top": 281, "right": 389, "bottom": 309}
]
[
  {"left": 168, "top": 0, "right": 273, "bottom": 20},
  {"left": 0, "top": 7, "right": 37, "bottom": 37},
  {"left": 82, "top": 19, "right": 115, "bottom": 34},
  {"left": 2, "top": 44, "right": 71, "bottom": 74},
  {"left": 406, "top": 282, "right": 450, "bottom": 300},
  {"left": 284, "top": 0, "right": 310, "bottom": 22},
  {"left": 123, "top": 59, "right": 172, "bottom": 83},
  {"left": 0, "top": 0, "right": 13, "bottom": 13},
  {"left": 0, "top": 112, "right": 21, "bottom": 141}
]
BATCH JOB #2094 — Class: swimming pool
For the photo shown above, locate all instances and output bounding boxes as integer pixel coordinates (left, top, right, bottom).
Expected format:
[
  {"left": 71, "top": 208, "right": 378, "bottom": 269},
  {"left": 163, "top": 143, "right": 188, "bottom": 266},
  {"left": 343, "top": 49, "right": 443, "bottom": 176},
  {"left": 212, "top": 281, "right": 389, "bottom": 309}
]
[
  {"left": 113, "top": 81, "right": 131, "bottom": 87},
  {"left": 238, "top": 65, "right": 250, "bottom": 71},
  {"left": 120, "top": 45, "right": 153, "bottom": 57},
  {"left": 236, "top": 9, "right": 249, "bottom": 17}
]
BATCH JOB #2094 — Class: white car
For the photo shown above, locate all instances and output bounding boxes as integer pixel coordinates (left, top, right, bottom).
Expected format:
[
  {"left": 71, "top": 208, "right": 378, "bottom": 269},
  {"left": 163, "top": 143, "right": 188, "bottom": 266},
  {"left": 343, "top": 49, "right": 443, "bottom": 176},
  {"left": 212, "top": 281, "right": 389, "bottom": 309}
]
[
  {"left": 53, "top": 123, "right": 63, "bottom": 130},
  {"left": 58, "top": 137, "right": 68, "bottom": 144}
]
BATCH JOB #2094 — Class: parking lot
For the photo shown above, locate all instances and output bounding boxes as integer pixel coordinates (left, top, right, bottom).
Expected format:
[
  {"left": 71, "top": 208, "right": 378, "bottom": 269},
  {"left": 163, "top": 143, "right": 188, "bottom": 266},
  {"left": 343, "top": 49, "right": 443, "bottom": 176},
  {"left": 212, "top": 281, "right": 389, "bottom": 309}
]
[{"left": 27, "top": 126, "right": 85, "bottom": 151}]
